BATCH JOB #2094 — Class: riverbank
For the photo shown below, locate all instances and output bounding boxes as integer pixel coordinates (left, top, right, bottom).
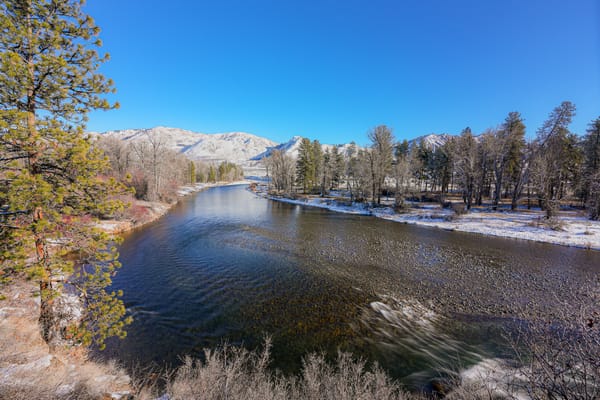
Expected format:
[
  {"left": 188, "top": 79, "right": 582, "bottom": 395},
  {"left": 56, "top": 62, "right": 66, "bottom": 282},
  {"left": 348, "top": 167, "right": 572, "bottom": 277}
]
[
  {"left": 0, "top": 180, "right": 251, "bottom": 399},
  {"left": 250, "top": 184, "right": 600, "bottom": 251},
  {"left": 98, "top": 180, "right": 251, "bottom": 234},
  {"left": 0, "top": 279, "right": 132, "bottom": 399}
]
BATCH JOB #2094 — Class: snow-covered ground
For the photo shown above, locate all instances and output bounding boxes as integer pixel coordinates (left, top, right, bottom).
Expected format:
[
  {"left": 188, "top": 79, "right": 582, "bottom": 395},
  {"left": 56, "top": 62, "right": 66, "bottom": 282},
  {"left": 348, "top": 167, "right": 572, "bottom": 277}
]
[
  {"left": 176, "top": 180, "right": 251, "bottom": 196},
  {"left": 264, "top": 195, "right": 372, "bottom": 215},
  {"left": 373, "top": 204, "right": 600, "bottom": 250},
  {"left": 253, "top": 188, "right": 600, "bottom": 251}
]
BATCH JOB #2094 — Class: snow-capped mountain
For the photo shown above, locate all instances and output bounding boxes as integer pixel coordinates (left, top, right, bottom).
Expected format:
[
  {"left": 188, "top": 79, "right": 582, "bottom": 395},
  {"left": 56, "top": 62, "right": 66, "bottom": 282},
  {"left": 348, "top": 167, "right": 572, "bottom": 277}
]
[
  {"left": 408, "top": 133, "right": 453, "bottom": 151},
  {"left": 184, "top": 132, "right": 276, "bottom": 163},
  {"left": 252, "top": 137, "right": 362, "bottom": 160},
  {"left": 94, "top": 127, "right": 454, "bottom": 174},
  {"left": 97, "top": 127, "right": 277, "bottom": 165},
  {"left": 323, "top": 143, "right": 362, "bottom": 157},
  {"left": 251, "top": 136, "right": 304, "bottom": 160}
]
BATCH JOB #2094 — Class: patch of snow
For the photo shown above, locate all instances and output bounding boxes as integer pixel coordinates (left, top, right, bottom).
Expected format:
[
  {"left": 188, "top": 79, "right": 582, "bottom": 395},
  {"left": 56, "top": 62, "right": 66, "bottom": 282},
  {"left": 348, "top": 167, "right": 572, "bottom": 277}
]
[
  {"left": 252, "top": 184, "right": 600, "bottom": 250},
  {"left": 251, "top": 136, "right": 304, "bottom": 160},
  {"left": 382, "top": 209, "right": 600, "bottom": 250},
  {"left": 457, "top": 358, "right": 529, "bottom": 399},
  {"left": 409, "top": 133, "right": 453, "bottom": 151},
  {"left": 56, "top": 384, "right": 75, "bottom": 397},
  {"left": 266, "top": 195, "right": 372, "bottom": 215},
  {"left": 0, "top": 355, "right": 54, "bottom": 380},
  {"left": 93, "top": 127, "right": 277, "bottom": 166},
  {"left": 92, "top": 127, "right": 370, "bottom": 178},
  {"left": 111, "top": 391, "right": 132, "bottom": 399}
]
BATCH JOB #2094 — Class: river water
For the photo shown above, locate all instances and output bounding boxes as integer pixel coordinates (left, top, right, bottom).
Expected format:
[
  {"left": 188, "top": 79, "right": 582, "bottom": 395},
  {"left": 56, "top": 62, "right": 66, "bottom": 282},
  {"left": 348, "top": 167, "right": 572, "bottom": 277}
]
[{"left": 98, "top": 185, "right": 599, "bottom": 390}]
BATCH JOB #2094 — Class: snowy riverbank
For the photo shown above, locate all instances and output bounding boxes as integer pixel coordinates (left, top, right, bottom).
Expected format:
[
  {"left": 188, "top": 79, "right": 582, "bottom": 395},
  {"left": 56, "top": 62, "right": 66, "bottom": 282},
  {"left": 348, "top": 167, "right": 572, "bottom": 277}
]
[{"left": 251, "top": 186, "right": 600, "bottom": 251}]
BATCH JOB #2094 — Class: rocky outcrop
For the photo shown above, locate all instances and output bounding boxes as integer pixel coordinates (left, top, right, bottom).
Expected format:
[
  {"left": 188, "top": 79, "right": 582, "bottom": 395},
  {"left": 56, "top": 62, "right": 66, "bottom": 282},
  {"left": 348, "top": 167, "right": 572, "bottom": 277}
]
[{"left": 0, "top": 279, "right": 132, "bottom": 399}]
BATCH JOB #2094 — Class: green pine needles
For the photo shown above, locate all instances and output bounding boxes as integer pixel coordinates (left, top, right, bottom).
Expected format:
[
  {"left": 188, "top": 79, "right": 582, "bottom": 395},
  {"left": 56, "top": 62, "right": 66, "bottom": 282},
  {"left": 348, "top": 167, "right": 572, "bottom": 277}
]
[{"left": 0, "top": 0, "right": 130, "bottom": 350}]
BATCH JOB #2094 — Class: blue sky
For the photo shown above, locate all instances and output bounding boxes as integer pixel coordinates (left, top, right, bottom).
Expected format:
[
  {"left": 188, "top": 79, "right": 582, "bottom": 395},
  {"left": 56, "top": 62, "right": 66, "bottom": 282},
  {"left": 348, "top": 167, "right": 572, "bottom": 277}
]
[{"left": 84, "top": 0, "right": 600, "bottom": 145}]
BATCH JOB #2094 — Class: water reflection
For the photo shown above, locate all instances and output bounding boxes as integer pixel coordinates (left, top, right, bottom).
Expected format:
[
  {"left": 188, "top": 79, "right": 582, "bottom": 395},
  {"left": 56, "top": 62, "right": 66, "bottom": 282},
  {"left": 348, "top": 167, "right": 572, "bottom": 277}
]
[{"left": 99, "top": 185, "right": 599, "bottom": 391}]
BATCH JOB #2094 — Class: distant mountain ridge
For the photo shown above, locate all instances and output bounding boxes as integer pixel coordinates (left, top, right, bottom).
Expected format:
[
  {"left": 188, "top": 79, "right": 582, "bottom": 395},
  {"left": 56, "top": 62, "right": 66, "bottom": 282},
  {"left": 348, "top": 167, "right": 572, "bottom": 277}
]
[
  {"left": 408, "top": 133, "right": 453, "bottom": 151},
  {"left": 96, "top": 126, "right": 277, "bottom": 165},
  {"left": 94, "top": 127, "right": 454, "bottom": 168}
]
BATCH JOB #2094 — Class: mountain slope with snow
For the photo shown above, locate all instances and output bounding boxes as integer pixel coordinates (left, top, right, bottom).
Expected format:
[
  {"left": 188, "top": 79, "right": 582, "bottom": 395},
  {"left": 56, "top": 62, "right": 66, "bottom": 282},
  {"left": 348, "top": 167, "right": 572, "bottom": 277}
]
[
  {"left": 98, "top": 127, "right": 277, "bottom": 165},
  {"left": 408, "top": 133, "right": 453, "bottom": 151},
  {"left": 251, "top": 136, "right": 304, "bottom": 160},
  {"left": 95, "top": 127, "right": 455, "bottom": 171}
]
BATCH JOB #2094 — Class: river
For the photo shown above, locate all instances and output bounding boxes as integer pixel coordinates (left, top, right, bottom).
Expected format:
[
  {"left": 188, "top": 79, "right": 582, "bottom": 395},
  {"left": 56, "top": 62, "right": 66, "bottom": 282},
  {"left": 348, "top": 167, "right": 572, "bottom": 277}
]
[{"left": 97, "top": 184, "right": 600, "bottom": 391}]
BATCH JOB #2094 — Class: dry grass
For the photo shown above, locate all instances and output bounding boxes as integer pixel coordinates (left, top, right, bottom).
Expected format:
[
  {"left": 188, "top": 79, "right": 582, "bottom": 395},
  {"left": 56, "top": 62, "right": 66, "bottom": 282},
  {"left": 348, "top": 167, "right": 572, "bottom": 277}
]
[
  {"left": 135, "top": 339, "right": 419, "bottom": 400},
  {"left": 527, "top": 216, "right": 566, "bottom": 231},
  {"left": 4, "top": 277, "right": 598, "bottom": 399}
]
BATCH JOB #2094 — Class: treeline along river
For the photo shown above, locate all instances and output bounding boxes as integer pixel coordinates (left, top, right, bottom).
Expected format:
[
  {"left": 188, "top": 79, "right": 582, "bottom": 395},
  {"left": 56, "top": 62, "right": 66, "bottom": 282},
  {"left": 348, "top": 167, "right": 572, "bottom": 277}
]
[{"left": 97, "top": 185, "right": 600, "bottom": 390}]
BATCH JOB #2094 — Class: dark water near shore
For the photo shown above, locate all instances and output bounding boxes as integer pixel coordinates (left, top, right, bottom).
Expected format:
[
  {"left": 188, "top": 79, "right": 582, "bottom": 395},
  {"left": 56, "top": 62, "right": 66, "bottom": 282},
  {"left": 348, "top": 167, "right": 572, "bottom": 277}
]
[{"left": 97, "top": 185, "right": 599, "bottom": 390}]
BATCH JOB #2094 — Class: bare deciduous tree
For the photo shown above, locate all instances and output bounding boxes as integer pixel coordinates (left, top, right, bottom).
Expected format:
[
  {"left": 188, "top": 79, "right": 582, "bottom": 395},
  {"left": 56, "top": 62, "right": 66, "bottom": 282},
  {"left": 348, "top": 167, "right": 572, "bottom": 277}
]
[
  {"left": 367, "top": 125, "right": 395, "bottom": 205},
  {"left": 265, "top": 150, "right": 295, "bottom": 193},
  {"left": 452, "top": 128, "right": 478, "bottom": 210}
]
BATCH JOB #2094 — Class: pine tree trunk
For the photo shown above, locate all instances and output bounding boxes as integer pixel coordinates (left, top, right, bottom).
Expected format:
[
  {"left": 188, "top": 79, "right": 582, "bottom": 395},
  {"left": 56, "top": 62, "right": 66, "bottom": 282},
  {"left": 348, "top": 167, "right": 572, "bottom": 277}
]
[
  {"left": 34, "top": 208, "right": 59, "bottom": 349},
  {"left": 25, "top": 17, "right": 60, "bottom": 346}
]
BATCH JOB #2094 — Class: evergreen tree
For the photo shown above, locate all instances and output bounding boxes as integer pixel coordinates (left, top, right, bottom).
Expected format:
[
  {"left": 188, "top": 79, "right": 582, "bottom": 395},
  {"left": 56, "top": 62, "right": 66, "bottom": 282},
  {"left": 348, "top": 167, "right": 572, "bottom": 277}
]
[
  {"left": 532, "top": 101, "right": 576, "bottom": 218},
  {"left": 491, "top": 112, "right": 526, "bottom": 209},
  {"left": 0, "top": 0, "right": 130, "bottom": 349},
  {"left": 321, "top": 148, "right": 331, "bottom": 194},
  {"left": 582, "top": 117, "right": 600, "bottom": 219},
  {"left": 208, "top": 165, "right": 216, "bottom": 182},
  {"left": 431, "top": 141, "right": 452, "bottom": 201},
  {"left": 393, "top": 139, "right": 411, "bottom": 207},
  {"left": 296, "top": 138, "right": 312, "bottom": 193},
  {"left": 311, "top": 140, "right": 323, "bottom": 194},
  {"left": 330, "top": 145, "right": 344, "bottom": 190},
  {"left": 475, "top": 132, "right": 494, "bottom": 206},
  {"left": 189, "top": 160, "right": 196, "bottom": 184},
  {"left": 415, "top": 141, "right": 432, "bottom": 191}
]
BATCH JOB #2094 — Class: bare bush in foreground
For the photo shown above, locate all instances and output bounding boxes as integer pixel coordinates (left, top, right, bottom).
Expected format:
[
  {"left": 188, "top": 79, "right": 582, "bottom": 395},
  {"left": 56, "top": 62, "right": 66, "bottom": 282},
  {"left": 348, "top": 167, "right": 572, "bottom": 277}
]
[
  {"left": 506, "top": 280, "right": 600, "bottom": 399},
  {"left": 159, "top": 339, "right": 414, "bottom": 400}
]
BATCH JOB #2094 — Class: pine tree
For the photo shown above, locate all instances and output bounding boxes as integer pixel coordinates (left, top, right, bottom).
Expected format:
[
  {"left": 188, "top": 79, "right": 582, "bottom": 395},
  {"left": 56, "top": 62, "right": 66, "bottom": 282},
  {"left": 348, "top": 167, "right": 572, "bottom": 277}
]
[
  {"left": 414, "top": 140, "right": 432, "bottom": 192},
  {"left": 532, "top": 101, "right": 576, "bottom": 219},
  {"left": 296, "top": 138, "right": 312, "bottom": 193},
  {"left": 0, "top": 0, "right": 130, "bottom": 349},
  {"left": 330, "top": 145, "right": 344, "bottom": 190},
  {"left": 321, "top": 148, "right": 331, "bottom": 194},
  {"left": 189, "top": 160, "right": 196, "bottom": 184},
  {"left": 393, "top": 139, "right": 411, "bottom": 206},
  {"left": 431, "top": 141, "right": 452, "bottom": 201},
  {"left": 583, "top": 117, "right": 600, "bottom": 219},
  {"left": 208, "top": 165, "right": 216, "bottom": 182},
  {"left": 491, "top": 112, "right": 526, "bottom": 209},
  {"left": 311, "top": 140, "right": 323, "bottom": 194}
]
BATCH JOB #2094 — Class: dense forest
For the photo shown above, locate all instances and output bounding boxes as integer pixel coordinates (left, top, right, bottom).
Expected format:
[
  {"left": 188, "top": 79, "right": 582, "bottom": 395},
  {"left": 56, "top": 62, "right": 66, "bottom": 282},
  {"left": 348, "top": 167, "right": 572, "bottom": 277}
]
[
  {"left": 95, "top": 132, "right": 244, "bottom": 203},
  {"left": 267, "top": 102, "right": 600, "bottom": 220}
]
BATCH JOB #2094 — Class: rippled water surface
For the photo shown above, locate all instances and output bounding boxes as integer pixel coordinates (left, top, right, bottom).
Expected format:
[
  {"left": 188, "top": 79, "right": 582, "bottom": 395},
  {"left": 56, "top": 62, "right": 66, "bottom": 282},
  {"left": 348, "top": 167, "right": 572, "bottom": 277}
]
[{"left": 99, "top": 185, "right": 600, "bottom": 390}]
